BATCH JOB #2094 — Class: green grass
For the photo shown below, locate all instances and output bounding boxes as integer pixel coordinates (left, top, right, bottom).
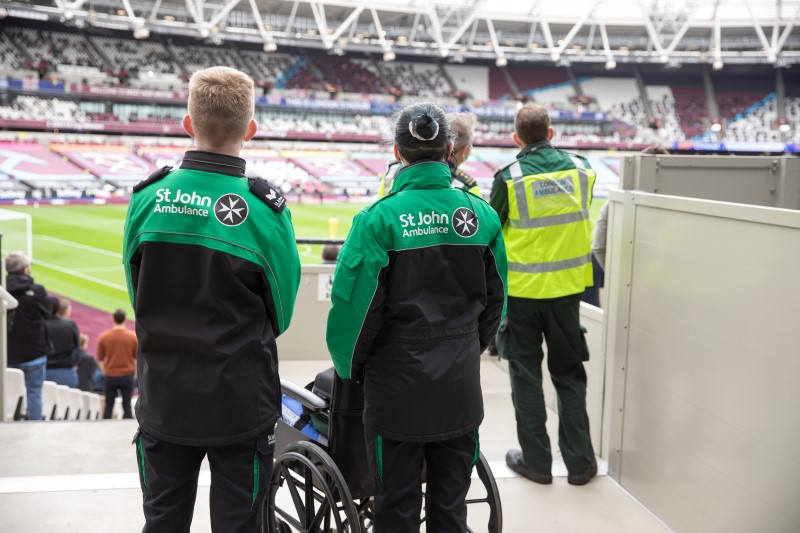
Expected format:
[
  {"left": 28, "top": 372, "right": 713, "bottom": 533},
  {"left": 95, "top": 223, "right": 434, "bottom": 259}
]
[
  {"left": 0, "top": 202, "right": 365, "bottom": 317},
  {"left": 0, "top": 198, "right": 606, "bottom": 317}
]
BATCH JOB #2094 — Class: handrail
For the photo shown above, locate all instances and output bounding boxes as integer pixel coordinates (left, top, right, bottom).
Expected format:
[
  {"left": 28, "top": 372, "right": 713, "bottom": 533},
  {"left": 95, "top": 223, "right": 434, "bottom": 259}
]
[{"left": 0, "top": 285, "right": 17, "bottom": 310}]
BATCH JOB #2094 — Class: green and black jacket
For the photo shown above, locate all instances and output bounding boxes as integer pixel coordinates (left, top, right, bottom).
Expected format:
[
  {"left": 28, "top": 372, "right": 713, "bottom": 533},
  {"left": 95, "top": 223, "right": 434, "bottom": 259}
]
[
  {"left": 123, "top": 150, "right": 301, "bottom": 447},
  {"left": 327, "top": 161, "right": 508, "bottom": 442}
]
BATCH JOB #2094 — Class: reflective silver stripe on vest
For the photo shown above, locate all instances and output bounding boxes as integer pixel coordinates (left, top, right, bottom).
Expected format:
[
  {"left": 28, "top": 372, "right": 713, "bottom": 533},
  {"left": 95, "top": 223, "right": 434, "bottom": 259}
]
[
  {"left": 568, "top": 155, "right": 590, "bottom": 211},
  {"left": 508, "top": 253, "right": 592, "bottom": 274},
  {"left": 508, "top": 210, "right": 589, "bottom": 229},
  {"left": 509, "top": 161, "right": 528, "bottom": 218},
  {"left": 509, "top": 157, "right": 589, "bottom": 229}
]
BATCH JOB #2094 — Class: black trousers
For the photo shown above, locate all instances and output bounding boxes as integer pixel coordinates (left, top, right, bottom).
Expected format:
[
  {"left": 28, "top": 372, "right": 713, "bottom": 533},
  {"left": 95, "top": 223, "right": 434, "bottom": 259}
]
[
  {"left": 104, "top": 374, "right": 134, "bottom": 419},
  {"left": 365, "top": 428, "right": 478, "bottom": 533},
  {"left": 496, "top": 293, "right": 595, "bottom": 475},
  {"left": 134, "top": 428, "right": 274, "bottom": 533}
]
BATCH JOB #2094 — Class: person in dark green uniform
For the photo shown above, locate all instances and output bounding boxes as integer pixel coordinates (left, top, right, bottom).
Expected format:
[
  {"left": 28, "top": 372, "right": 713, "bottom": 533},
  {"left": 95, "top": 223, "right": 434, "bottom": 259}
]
[
  {"left": 378, "top": 112, "right": 482, "bottom": 199},
  {"left": 490, "top": 103, "right": 598, "bottom": 486},
  {"left": 327, "top": 102, "right": 508, "bottom": 533},
  {"left": 446, "top": 111, "right": 483, "bottom": 197},
  {"left": 123, "top": 66, "right": 301, "bottom": 532}
]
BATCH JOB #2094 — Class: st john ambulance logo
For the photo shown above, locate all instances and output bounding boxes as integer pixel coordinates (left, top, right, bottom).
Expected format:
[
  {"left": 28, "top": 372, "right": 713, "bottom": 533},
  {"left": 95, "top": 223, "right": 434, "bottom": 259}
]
[
  {"left": 214, "top": 194, "right": 248, "bottom": 226},
  {"left": 452, "top": 207, "right": 478, "bottom": 238}
]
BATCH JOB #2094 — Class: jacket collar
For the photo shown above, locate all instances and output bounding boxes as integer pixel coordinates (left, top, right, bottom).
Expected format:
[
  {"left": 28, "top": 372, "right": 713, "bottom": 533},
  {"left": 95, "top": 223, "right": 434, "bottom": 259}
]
[
  {"left": 517, "top": 139, "right": 553, "bottom": 159},
  {"left": 179, "top": 150, "right": 247, "bottom": 177},
  {"left": 391, "top": 161, "right": 452, "bottom": 193}
]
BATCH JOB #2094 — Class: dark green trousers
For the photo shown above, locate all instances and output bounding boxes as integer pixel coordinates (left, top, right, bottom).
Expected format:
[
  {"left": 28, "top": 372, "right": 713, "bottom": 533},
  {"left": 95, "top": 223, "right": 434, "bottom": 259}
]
[{"left": 497, "top": 293, "right": 595, "bottom": 475}]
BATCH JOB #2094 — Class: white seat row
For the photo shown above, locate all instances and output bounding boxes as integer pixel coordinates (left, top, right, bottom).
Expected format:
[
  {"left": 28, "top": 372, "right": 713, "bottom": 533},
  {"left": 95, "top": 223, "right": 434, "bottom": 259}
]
[{"left": 4, "top": 371, "right": 102, "bottom": 421}]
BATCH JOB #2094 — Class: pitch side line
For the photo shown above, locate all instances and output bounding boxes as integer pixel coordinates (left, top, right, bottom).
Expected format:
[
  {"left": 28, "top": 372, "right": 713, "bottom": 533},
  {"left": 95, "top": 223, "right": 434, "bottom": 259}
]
[
  {"left": 33, "top": 259, "right": 127, "bottom": 292},
  {"left": 38, "top": 235, "right": 122, "bottom": 259}
]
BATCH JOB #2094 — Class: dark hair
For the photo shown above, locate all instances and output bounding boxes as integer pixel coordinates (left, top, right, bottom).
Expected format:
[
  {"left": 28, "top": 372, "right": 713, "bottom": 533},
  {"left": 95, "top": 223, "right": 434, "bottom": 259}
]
[
  {"left": 48, "top": 297, "right": 60, "bottom": 317},
  {"left": 394, "top": 102, "right": 452, "bottom": 163},
  {"left": 321, "top": 244, "right": 340, "bottom": 263},
  {"left": 113, "top": 309, "right": 126, "bottom": 325},
  {"left": 514, "top": 103, "right": 551, "bottom": 146}
]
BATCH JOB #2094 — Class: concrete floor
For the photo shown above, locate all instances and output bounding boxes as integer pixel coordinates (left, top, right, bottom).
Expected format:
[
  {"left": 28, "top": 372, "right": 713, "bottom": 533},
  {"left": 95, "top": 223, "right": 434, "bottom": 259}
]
[{"left": 0, "top": 357, "right": 671, "bottom": 532}]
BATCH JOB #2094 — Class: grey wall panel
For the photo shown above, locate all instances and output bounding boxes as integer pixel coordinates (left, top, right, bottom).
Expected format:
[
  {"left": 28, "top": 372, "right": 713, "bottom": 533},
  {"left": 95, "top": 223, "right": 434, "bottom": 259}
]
[
  {"left": 277, "top": 264, "right": 334, "bottom": 360},
  {"left": 606, "top": 191, "right": 800, "bottom": 533},
  {"left": 621, "top": 155, "right": 800, "bottom": 210}
]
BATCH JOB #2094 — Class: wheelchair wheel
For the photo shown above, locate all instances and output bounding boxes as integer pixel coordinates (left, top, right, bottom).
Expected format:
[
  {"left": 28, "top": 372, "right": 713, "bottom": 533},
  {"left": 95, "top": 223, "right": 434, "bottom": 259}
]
[
  {"left": 357, "top": 452, "right": 502, "bottom": 533},
  {"left": 466, "top": 452, "right": 503, "bottom": 533},
  {"left": 266, "top": 441, "right": 362, "bottom": 533}
]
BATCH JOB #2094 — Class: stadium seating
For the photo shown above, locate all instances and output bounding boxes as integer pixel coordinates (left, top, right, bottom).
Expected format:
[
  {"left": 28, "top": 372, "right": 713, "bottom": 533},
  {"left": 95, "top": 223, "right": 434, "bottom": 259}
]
[
  {"left": 307, "top": 56, "right": 386, "bottom": 94},
  {"left": 671, "top": 86, "right": 708, "bottom": 139},
  {"left": 42, "top": 381, "right": 58, "bottom": 421},
  {"left": 4, "top": 368, "right": 26, "bottom": 421},
  {"left": 54, "top": 384, "right": 71, "bottom": 420},
  {"left": 357, "top": 60, "right": 450, "bottom": 97},
  {"left": 67, "top": 388, "right": 83, "bottom": 420},
  {"left": 90, "top": 36, "right": 178, "bottom": 78},
  {"left": 0, "top": 32, "right": 22, "bottom": 71}
]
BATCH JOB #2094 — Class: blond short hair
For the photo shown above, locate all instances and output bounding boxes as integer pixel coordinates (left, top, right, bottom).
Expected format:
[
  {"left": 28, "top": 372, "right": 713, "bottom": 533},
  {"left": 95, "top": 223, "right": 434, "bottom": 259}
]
[
  {"left": 187, "top": 66, "right": 255, "bottom": 147},
  {"left": 514, "top": 103, "right": 550, "bottom": 146},
  {"left": 447, "top": 112, "right": 477, "bottom": 153}
]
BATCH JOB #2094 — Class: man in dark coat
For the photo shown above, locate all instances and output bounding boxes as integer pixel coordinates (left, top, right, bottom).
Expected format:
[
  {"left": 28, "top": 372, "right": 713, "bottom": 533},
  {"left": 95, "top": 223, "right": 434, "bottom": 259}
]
[{"left": 6, "top": 251, "right": 51, "bottom": 421}]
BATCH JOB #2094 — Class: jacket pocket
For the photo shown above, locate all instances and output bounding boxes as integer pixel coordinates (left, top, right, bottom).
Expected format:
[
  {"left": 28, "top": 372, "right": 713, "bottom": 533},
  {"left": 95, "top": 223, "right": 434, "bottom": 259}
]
[{"left": 332, "top": 244, "right": 364, "bottom": 302}]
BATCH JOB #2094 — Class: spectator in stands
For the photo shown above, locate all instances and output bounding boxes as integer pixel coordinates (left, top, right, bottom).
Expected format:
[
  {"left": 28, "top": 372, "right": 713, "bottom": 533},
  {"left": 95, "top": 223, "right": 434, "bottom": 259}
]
[
  {"left": 491, "top": 103, "right": 598, "bottom": 486},
  {"left": 44, "top": 297, "right": 80, "bottom": 388},
  {"left": 446, "top": 112, "right": 482, "bottom": 196},
  {"left": 327, "top": 102, "right": 507, "bottom": 532},
  {"left": 123, "top": 66, "right": 301, "bottom": 533},
  {"left": 97, "top": 309, "right": 137, "bottom": 419},
  {"left": 5, "top": 251, "right": 50, "bottom": 421},
  {"left": 588, "top": 143, "right": 670, "bottom": 308},
  {"left": 76, "top": 334, "right": 104, "bottom": 393}
]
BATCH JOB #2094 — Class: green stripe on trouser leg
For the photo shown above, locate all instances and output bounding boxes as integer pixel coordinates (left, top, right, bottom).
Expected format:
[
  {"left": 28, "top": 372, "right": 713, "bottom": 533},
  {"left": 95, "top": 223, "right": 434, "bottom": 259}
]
[
  {"left": 135, "top": 436, "right": 149, "bottom": 499},
  {"left": 376, "top": 435, "right": 383, "bottom": 480},
  {"left": 470, "top": 429, "right": 480, "bottom": 469},
  {"left": 251, "top": 452, "right": 260, "bottom": 511}
]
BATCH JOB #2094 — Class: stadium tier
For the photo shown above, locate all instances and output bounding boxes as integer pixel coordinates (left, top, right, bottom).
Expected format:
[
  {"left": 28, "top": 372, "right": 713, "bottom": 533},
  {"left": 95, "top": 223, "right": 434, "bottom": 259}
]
[{"left": 0, "top": 17, "right": 798, "bottom": 150}]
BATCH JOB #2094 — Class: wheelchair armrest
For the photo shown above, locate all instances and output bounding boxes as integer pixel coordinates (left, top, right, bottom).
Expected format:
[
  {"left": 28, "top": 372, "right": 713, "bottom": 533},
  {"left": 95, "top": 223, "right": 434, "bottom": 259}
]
[{"left": 280, "top": 379, "right": 329, "bottom": 413}]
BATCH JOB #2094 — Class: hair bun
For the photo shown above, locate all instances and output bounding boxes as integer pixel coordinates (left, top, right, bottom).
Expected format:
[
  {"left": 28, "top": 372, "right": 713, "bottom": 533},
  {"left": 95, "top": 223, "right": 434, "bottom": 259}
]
[{"left": 409, "top": 113, "right": 439, "bottom": 141}]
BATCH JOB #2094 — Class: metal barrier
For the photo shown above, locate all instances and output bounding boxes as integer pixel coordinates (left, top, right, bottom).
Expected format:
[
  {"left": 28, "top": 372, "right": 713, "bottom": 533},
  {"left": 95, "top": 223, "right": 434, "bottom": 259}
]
[{"left": 0, "top": 283, "right": 19, "bottom": 423}]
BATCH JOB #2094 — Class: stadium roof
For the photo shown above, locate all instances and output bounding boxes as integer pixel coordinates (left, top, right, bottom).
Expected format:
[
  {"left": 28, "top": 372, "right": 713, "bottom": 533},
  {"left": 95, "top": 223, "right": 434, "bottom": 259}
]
[{"left": 3, "top": 0, "right": 799, "bottom": 67}]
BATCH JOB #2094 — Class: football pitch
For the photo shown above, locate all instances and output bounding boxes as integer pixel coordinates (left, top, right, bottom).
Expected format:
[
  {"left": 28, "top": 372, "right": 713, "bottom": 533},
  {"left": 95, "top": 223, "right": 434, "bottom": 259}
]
[
  {"left": 0, "top": 202, "right": 365, "bottom": 317},
  {"left": 0, "top": 199, "right": 604, "bottom": 317}
]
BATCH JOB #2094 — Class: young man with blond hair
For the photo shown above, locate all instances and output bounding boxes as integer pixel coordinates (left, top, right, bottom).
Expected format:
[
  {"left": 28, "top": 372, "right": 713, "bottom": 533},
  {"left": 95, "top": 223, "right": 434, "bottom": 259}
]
[{"left": 123, "top": 66, "right": 301, "bottom": 532}]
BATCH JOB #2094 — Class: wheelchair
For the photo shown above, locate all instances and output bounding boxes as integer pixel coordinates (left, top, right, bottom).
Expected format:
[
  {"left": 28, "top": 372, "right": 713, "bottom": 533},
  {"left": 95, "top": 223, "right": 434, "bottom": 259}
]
[{"left": 265, "top": 368, "right": 503, "bottom": 533}]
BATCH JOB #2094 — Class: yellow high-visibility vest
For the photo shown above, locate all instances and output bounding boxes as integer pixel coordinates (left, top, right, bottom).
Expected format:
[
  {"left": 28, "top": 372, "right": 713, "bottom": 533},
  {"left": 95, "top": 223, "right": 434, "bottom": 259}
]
[{"left": 503, "top": 155, "right": 595, "bottom": 299}]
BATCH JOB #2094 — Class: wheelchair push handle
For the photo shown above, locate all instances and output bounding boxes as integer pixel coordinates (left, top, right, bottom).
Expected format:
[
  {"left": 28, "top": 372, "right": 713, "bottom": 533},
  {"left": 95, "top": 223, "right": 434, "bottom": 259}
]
[{"left": 280, "top": 379, "right": 329, "bottom": 413}]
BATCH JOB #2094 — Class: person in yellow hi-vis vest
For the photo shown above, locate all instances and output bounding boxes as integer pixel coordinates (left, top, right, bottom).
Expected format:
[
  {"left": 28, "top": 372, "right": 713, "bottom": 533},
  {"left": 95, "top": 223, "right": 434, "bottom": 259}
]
[{"left": 490, "top": 103, "right": 598, "bottom": 486}]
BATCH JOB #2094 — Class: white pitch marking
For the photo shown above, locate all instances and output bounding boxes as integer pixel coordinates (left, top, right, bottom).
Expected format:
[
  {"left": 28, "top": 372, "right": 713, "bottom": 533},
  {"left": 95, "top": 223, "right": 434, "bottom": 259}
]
[
  {"left": 74, "top": 266, "right": 124, "bottom": 273},
  {"left": 33, "top": 259, "right": 127, "bottom": 292},
  {"left": 38, "top": 235, "right": 122, "bottom": 259}
]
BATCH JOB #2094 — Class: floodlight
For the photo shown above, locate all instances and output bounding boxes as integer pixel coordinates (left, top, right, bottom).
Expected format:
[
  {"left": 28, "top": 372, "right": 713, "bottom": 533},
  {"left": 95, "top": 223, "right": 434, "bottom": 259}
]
[
  {"left": 495, "top": 57, "right": 507, "bottom": 67},
  {"left": 605, "top": 60, "right": 616, "bottom": 70},
  {"left": 383, "top": 51, "right": 396, "bottom": 62},
  {"left": 0, "top": 8, "right": 8, "bottom": 19},
  {"left": 133, "top": 27, "right": 150, "bottom": 39},
  {"left": 712, "top": 59, "right": 723, "bottom": 70},
  {"left": 263, "top": 41, "right": 278, "bottom": 53}
]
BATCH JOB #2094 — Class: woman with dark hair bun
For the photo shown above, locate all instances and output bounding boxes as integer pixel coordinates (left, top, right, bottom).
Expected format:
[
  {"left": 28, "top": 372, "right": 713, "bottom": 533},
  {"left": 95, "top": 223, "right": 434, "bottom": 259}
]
[{"left": 327, "top": 102, "right": 508, "bottom": 532}]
